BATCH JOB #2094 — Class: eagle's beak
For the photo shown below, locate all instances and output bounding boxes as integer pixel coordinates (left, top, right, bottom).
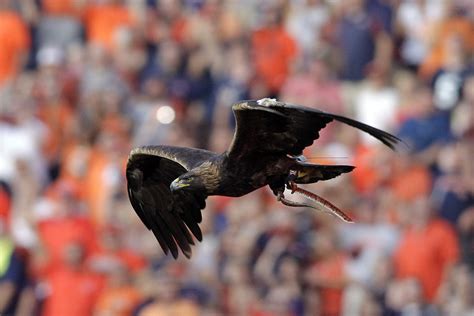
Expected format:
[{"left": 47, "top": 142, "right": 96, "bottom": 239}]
[{"left": 170, "top": 179, "right": 190, "bottom": 192}]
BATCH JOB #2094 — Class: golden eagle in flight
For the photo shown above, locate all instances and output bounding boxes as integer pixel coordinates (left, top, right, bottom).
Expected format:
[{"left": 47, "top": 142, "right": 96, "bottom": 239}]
[{"left": 126, "top": 99, "right": 401, "bottom": 258}]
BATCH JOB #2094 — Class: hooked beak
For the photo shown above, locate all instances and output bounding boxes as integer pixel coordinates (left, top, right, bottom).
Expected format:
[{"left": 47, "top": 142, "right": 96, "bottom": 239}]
[{"left": 170, "top": 178, "right": 190, "bottom": 192}]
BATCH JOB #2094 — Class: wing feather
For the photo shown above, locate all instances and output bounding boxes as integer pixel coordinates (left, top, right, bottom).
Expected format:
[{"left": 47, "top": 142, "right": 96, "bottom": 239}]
[
  {"left": 227, "top": 100, "right": 401, "bottom": 162},
  {"left": 180, "top": 210, "right": 203, "bottom": 242},
  {"left": 126, "top": 145, "right": 216, "bottom": 258},
  {"left": 271, "top": 102, "right": 402, "bottom": 150}
]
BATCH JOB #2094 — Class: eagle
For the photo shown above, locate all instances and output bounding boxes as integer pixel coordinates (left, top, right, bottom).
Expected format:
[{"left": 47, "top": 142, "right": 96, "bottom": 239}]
[{"left": 126, "top": 98, "right": 401, "bottom": 258}]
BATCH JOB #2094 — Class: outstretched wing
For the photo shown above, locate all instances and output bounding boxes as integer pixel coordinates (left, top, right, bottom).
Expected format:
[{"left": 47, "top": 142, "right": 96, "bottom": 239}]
[
  {"left": 227, "top": 99, "right": 401, "bottom": 161},
  {"left": 126, "top": 145, "right": 217, "bottom": 259}
]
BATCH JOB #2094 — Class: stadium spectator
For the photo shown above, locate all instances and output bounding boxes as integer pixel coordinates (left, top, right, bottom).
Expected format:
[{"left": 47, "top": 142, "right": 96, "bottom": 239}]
[
  {"left": 251, "top": 3, "right": 298, "bottom": 96},
  {"left": 0, "top": 0, "right": 30, "bottom": 86},
  {"left": 305, "top": 228, "right": 349, "bottom": 315},
  {"left": 40, "top": 242, "right": 103, "bottom": 316},
  {"left": 281, "top": 55, "right": 344, "bottom": 114},
  {"left": 0, "top": 218, "right": 34, "bottom": 315},
  {"left": 354, "top": 61, "right": 399, "bottom": 145},
  {"left": 396, "top": 0, "right": 445, "bottom": 70},
  {"left": 84, "top": 0, "right": 135, "bottom": 53},
  {"left": 397, "top": 84, "right": 454, "bottom": 155},
  {"left": 393, "top": 197, "right": 459, "bottom": 302},
  {"left": 335, "top": 0, "right": 388, "bottom": 81},
  {"left": 37, "top": 0, "right": 84, "bottom": 52},
  {"left": 419, "top": 2, "right": 474, "bottom": 79},
  {"left": 94, "top": 265, "right": 142, "bottom": 316},
  {"left": 438, "top": 263, "right": 474, "bottom": 315},
  {"left": 285, "top": 0, "right": 330, "bottom": 56}
]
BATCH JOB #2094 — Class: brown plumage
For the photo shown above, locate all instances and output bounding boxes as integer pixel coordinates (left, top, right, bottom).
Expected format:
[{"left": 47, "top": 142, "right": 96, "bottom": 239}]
[{"left": 126, "top": 99, "right": 401, "bottom": 258}]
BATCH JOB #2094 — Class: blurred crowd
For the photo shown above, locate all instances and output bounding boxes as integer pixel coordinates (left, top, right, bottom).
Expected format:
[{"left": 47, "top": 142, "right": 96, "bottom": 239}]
[{"left": 0, "top": 0, "right": 473, "bottom": 315}]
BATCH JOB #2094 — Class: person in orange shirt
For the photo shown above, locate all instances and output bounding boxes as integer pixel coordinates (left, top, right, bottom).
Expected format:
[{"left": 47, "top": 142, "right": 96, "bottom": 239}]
[
  {"left": 0, "top": 2, "right": 30, "bottom": 86},
  {"left": 419, "top": 5, "right": 474, "bottom": 79},
  {"left": 83, "top": 115, "right": 130, "bottom": 227},
  {"left": 94, "top": 265, "right": 141, "bottom": 316},
  {"left": 388, "top": 153, "right": 432, "bottom": 202},
  {"left": 305, "top": 228, "right": 349, "bottom": 315},
  {"left": 41, "top": 242, "right": 104, "bottom": 316},
  {"left": 393, "top": 197, "right": 459, "bottom": 302},
  {"left": 84, "top": 0, "right": 134, "bottom": 52},
  {"left": 351, "top": 144, "right": 385, "bottom": 195},
  {"left": 251, "top": 4, "right": 298, "bottom": 96},
  {"left": 34, "top": 52, "right": 76, "bottom": 169},
  {"left": 37, "top": 182, "right": 98, "bottom": 272},
  {"left": 88, "top": 225, "right": 146, "bottom": 274},
  {"left": 42, "top": 0, "right": 86, "bottom": 17}
]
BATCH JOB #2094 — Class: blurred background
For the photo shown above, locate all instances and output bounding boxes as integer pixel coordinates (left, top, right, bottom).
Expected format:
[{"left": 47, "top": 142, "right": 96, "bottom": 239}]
[{"left": 0, "top": 0, "right": 473, "bottom": 315}]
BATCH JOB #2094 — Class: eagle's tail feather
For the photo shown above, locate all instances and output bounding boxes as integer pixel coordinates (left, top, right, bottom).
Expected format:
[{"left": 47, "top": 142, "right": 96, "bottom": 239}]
[{"left": 293, "top": 162, "right": 355, "bottom": 184}]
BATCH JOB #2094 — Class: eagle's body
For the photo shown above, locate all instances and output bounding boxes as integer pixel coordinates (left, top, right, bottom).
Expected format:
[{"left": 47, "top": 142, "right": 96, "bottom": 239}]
[{"left": 126, "top": 99, "right": 401, "bottom": 258}]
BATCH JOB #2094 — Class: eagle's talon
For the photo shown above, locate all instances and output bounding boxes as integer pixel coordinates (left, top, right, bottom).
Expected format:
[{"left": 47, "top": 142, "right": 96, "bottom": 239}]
[
  {"left": 288, "top": 181, "right": 298, "bottom": 194},
  {"left": 286, "top": 171, "right": 298, "bottom": 193}
]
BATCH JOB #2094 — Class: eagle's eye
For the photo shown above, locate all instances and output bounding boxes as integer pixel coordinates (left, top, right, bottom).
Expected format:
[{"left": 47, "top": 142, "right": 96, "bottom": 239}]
[{"left": 170, "top": 176, "right": 193, "bottom": 191}]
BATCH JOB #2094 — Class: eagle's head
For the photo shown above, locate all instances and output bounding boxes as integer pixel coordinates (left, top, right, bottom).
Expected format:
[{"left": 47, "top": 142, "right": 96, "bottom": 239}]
[{"left": 170, "top": 172, "right": 205, "bottom": 193}]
